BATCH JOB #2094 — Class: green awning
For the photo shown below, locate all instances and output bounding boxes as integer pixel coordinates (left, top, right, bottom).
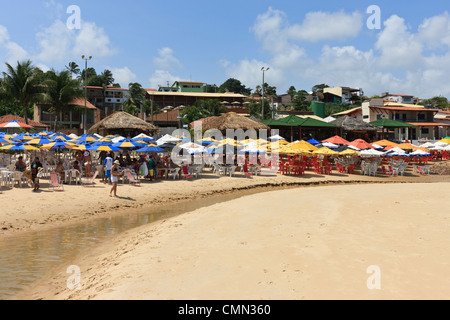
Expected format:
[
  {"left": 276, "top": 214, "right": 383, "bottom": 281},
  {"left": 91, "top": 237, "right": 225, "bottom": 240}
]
[
  {"left": 267, "top": 115, "right": 338, "bottom": 128},
  {"left": 275, "top": 115, "right": 306, "bottom": 126},
  {"left": 370, "top": 119, "right": 418, "bottom": 128},
  {"left": 298, "top": 117, "right": 338, "bottom": 128}
]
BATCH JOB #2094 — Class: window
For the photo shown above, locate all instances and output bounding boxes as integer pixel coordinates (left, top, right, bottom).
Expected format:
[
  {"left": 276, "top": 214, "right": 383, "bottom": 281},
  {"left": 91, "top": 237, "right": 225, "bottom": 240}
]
[
  {"left": 421, "top": 128, "right": 429, "bottom": 134},
  {"left": 363, "top": 115, "right": 369, "bottom": 119},
  {"left": 402, "top": 114, "right": 407, "bottom": 120},
  {"left": 377, "top": 114, "right": 383, "bottom": 120},
  {"left": 395, "top": 114, "right": 400, "bottom": 120},
  {"left": 401, "top": 128, "right": 406, "bottom": 134},
  {"left": 418, "top": 114, "right": 425, "bottom": 121}
]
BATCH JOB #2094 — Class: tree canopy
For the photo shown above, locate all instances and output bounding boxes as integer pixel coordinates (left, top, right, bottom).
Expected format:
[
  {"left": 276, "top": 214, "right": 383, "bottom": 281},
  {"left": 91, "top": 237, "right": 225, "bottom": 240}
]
[{"left": 218, "top": 78, "right": 251, "bottom": 95}]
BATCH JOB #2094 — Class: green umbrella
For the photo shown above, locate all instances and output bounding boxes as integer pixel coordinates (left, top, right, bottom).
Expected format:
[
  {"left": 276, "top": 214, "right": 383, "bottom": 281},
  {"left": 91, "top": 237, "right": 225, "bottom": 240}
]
[{"left": 370, "top": 119, "right": 418, "bottom": 128}]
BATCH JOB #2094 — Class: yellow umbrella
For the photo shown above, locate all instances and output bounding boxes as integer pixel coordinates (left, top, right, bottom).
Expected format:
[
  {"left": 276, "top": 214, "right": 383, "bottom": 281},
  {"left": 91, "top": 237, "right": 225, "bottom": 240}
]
[
  {"left": 373, "top": 139, "right": 398, "bottom": 147},
  {"left": 339, "top": 149, "right": 360, "bottom": 156},
  {"left": 396, "top": 143, "right": 416, "bottom": 150},
  {"left": 279, "top": 146, "right": 310, "bottom": 155},
  {"left": 217, "top": 138, "right": 242, "bottom": 147},
  {"left": 289, "top": 140, "right": 318, "bottom": 151},
  {"left": 413, "top": 146, "right": 431, "bottom": 152},
  {"left": 98, "top": 137, "right": 113, "bottom": 142},
  {"left": 440, "top": 138, "right": 450, "bottom": 144},
  {"left": 312, "top": 147, "right": 339, "bottom": 156}
]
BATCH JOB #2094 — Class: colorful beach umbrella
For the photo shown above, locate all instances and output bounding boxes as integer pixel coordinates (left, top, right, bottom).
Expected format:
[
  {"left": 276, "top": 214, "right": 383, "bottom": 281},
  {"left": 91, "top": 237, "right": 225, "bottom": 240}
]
[
  {"left": 51, "top": 134, "right": 71, "bottom": 141},
  {"left": 112, "top": 139, "right": 145, "bottom": 149},
  {"left": 98, "top": 137, "right": 113, "bottom": 143},
  {"left": 41, "top": 139, "right": 76, "bottom": 150},
  {"left": 349, "top": 139, "right": 374, "bottom": 150},
  {"left": 396, "top": 143, "right": 416, "bottom": 150},
  {"left": 0, "top": 137, "right": 13, "bottom": 144},
  {"left": 0, "top": 142, "right": 40, "bottom": 151},
  {"left": 90, "top": 144, "right": 122, "bottom": 152},
  {"left": 339, "top": 149, "right": 360, "bottom": 156},
  {"left": 440, "top": 138, "right": 450, "bottom": 144},
  {"left": 289, "top": 140, "right": 318, "bottom": 151},
  {"left": 71, "top": 134, "right": 98, "bottom": 143},
  {"left": 28, "top": 137, "right": 54, "bottom": 145},
  {"left": 312, "top": 147, "right": 339, "bottom": 156},
  {"left": 372, "top": 139, "right": 398, "bottom": 147},
  {"left": 136, "top": 144, "right": 166, "bottom": 153},
  {"left": 307, "top": 138, "right": 321, "bottom": 145},
  {"left": 322, "top": 136, "right": 350, "bottom": 145},
  {"left": 0, "top": 120, "right": 33, "bottom": 128},
  {"left": 12, "top": 133, "right": 34, "bottom": 141}
]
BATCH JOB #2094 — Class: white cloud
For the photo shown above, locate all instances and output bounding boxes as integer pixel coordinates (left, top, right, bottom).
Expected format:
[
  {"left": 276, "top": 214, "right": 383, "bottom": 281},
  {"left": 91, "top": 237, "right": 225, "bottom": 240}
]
[
  {"left": 226, "top": 8, "right": 450, "bottom": 98},
  {"left": 148, "top": 70, "right": 180, "bottom": 89},
  {"left": 35, "top": 19, "right": 115, "bottom": 64},
  {"left": 224, "top": 59, "right": 284, "bottom": 91},
  {"left": 375, "top": 15, "right": 423, "bottom": 68},
  {"left": 153, "top": 47, "right": 183, "bottom": 71},
  {"left": 287, "top": 10, "right": 364, "bottom": 42},
  {"left": 109, "top": 66, "right": 137, "bottom": 87},
  {"left": 226, "top": 7, "right": 362, "bottom": 93},
  {"left": 418, "top": 12, "right": 450, "bottom": 48},
  {"left": 72, "top": 21, "right": 115, "bottom": 58},
  {"left": 0, "top": 25, "right": 29, "bottom": 67}
]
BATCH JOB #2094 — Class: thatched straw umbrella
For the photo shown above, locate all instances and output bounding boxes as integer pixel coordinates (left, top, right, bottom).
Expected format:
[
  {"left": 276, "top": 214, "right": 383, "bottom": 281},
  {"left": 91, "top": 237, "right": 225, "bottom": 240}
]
[
  {"left": 331, "top": 116, "right": 377, "bottom": 132},
  {"left": 88, "top": 111, "right": 159, "bottom": 137},
  {"left": 202, "top": 113, "right": 270, "bottom": 132}
]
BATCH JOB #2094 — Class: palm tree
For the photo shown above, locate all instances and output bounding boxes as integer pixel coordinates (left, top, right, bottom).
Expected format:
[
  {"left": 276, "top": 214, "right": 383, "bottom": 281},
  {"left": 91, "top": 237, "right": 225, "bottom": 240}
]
[
  {"left": 101, "top": 69, "right": 114, "bottom": 86},
  {"left": 40, "top": 70, "right": 83, "bottom": 130},
  {"left": 66, "top": 62, "right": 81, "bottom": 77},
  {"left": 121, "top": 82, "right": 145, "bottom": 117},
  {"left": 1, "top": 60, "right": 40, "bottom": 124}
]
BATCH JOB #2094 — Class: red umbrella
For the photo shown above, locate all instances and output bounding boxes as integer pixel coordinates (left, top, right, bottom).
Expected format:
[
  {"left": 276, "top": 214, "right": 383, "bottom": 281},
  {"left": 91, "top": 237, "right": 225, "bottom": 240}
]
[
  {"left": 322, "top": 135, "right": 350, "bottom": 145},
  {"left": 350, "top": 139, "right": 374, "bottom": 150},
  {"left": 0, "top": 120, "right": 33, "bottom": 128}
]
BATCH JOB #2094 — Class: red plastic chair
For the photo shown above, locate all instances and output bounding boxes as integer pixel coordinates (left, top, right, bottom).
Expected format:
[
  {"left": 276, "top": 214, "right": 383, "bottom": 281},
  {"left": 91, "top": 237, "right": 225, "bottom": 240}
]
[{"left": 181, "top": 166, "right": 193, "bottom": 179}]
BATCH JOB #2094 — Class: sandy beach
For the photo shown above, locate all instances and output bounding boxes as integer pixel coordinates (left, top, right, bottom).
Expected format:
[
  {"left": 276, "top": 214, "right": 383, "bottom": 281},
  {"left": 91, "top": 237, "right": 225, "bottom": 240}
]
[
  {"left": 1, "top": 165, "right": 449, "bottom": 238},
  {"left": 16, "top": 181, "right": 450, "bottom": 300}
]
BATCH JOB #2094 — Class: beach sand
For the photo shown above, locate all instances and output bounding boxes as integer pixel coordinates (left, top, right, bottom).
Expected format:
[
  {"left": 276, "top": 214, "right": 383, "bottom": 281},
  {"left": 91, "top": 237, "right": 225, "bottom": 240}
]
[
  {"left": 1, "top": 166, "right": 449, "bottom": 238},
  {"left": 16, "top": 181, "right": 450, "bottom": 300}
]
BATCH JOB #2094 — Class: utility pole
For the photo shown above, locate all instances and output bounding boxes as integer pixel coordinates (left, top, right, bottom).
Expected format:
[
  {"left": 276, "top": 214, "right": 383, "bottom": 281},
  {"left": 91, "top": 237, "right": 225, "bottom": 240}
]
[{"left": 261, "top": 67, "right": 269, "bottom": 120}]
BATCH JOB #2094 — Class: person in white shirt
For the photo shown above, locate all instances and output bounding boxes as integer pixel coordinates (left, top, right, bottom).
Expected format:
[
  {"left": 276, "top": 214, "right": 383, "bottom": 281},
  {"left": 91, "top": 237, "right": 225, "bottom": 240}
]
[{"left": 103, "top": 154, "right": 114, "bottom": 184}]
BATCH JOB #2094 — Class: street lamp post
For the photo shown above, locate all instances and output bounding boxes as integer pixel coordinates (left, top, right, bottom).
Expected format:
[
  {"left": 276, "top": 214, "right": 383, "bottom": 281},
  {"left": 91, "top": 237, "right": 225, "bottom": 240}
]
[
  {"left": 82, "top": 55, "right": 92, "bottom": 134},
  {"left": 261, "top": 67, "right": 269, "bottom": 120}
]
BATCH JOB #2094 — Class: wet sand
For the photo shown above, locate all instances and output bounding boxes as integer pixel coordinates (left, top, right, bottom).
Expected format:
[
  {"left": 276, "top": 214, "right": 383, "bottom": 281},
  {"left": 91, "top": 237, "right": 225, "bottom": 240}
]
[{"left": 16, "top": 181, "right": 450, "bottom": 300}]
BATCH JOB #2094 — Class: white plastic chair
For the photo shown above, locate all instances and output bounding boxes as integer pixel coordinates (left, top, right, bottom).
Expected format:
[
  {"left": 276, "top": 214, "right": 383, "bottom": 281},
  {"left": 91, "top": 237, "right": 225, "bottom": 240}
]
[
  {"left": 11, "top": 171, "right": 24, "bottom": 188},
  {"left": 167, "top": 168, "right": 180, "bottom": 180}
]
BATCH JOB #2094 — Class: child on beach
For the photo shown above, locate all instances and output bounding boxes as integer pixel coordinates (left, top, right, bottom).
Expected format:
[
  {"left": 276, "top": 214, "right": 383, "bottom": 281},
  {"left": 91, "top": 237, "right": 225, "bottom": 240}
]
[
  {"left": 110, "top": 160, "right": 122, "bottom": 197},
  {"left": 31, "top": 157, "right": 43, "bottom": 192}
]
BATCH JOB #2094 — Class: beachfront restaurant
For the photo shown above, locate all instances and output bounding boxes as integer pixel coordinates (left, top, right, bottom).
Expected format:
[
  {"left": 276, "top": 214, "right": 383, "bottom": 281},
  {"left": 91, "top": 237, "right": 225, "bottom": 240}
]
[{"left": 262, "top": 115, "right": 338, "bottom": 142}]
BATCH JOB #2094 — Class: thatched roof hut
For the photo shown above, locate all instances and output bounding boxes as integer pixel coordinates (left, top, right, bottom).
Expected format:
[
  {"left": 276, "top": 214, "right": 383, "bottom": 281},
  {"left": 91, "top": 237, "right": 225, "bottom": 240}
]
[
  {"left": 331, "top": 116, "right": 377, "bottom": 131},
  {"left": 88, "top": 112, "right": 159, "bottom": 136},
  {"left": 201, "top": 113, "right": 270, "bottom": 132}
]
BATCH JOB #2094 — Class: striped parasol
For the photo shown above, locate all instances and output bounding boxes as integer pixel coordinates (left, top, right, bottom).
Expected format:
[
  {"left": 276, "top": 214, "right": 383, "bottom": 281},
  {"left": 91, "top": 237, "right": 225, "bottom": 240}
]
[
  {"left": 0, "top": 142, "right": 40, "bottom": 151},
  {"left": 41, "top": 139, "right": 76, "bottom": 150},
  {"left": 71, "top": 134, "right": 98, "bottom": 143},
  {"left": 28, "top": 137, "right": 55, "bottom": 145},
  {"left": 136, "top": 144, "right": 166, "bottom": 153},
  {"left": 0, "top": 120, "right": 33, "bottom": 129},
  {"left": 112, "top": 139, "right": 146, "bottom": 149}
]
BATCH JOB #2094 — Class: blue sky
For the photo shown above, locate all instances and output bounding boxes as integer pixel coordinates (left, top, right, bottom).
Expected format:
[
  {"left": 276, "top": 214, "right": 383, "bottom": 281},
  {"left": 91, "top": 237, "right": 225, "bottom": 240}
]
[{"left": 1, "top": 0, "right": 450, "bottom": 98}]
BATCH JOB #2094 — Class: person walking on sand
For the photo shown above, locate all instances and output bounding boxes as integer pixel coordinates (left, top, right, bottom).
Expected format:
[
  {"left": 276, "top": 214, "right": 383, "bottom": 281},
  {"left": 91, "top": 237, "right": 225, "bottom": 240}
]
[
  {"left": 31, "top": 157, "right": 43, "bottom": 192},
  {"left": 103, "top": 153, "right": 114, "bottom": 184},
  {"left": 110, "top": 160, "right": 122, "bottom": 197}
]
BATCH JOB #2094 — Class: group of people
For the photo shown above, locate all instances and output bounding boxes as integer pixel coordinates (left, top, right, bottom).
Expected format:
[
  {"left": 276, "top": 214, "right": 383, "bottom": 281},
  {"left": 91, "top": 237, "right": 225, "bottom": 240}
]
[{"left": 14, "top": 156, "right": 43, "bottom": 192}]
